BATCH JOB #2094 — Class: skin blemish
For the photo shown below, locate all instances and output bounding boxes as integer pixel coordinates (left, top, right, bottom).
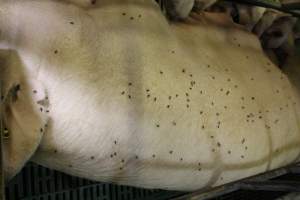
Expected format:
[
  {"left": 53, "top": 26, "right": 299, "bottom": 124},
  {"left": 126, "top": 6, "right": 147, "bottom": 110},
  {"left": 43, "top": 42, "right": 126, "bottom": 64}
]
[
  {"left": 152, "top": 154, "right": 156, "bottom": 158},
  {"left": 40, "top": 108, "right": 43, "bottom": 112},
  {"left": 172, "top": 121, "right": 176, "bottom": 126},
  {"left": 200, "top": 90, "right": 203, "bottom": 94},
  {"left": 234, "top": 85, "right": 238, "bottom": 88},
  {"left": 169, "top": 96, "right": 172, "bottom": 100},
  {"left": 225, "top": 69, "right": 229, "bottom": 72},
  {"left": 175, "top": 94, "right": 179, "bottom": 97},
  {"left": 33, "top": 90, "right": 37, "bottom": 94},
  {"left": 121, "top": 159, "right": 125, "bottom": 163},
  {"left": 187, "top": 99, "right": 190, "bottom": 102},
  {"left": 122, "top": 13, "right": 126, "bottom": 16},
  {"left": 211, "top": 76, "right": 215, "bottom": 80},
  {"left": 226, "top": 91, "right": 230, "bottom": 95},
  {"left": 91, "top": 156, "right": 95, "bottom": 160},
  {"left": 251, "top": 97, "right": 255, "bottom": 100},
  {"left": 68, "top": 165, "right": 73, "bottom": 168},
  {"left": 54, "top": 150, "right": 58, "bottom": 154},
  {"left": 241, "top": 155, "right": 244, "bottom": 159},
  {"left": 70, "top": 21, "right": 74, "bottom": 25},
  {"left": 228, "top": 150, "right": 231, "bottom": 154},
  {"left": 186, "top": 104, "right": 190, "bottom": 108},
  {"left": 130, "top": 17, "right": 134, "bottom": 20},
  {"left": 138, "top": 14, "right": 142, "bottom": 18},
  {"left": 160, "top": 71, "right": 163, "bottom": 74},
  {"left": 166, "top": 105, "right": 170, "bottom": 108},
  {"left": 180, "top": 158, "right": 183, "bottom": 161},
  {"left": 211, "top": 102, "right": 214, "bottom": 106},
  {"left": 241, "top": 138, "right": 245, "bottom": 144},
  {"left": 227, "top": 78, "right": 231, "bottom": 82},
  {"left": 147, "top": 94, "right": 151, "bottom": 98},
  {"left": 40, "top": 128, "right": 43, "bottom": 133},
  {"left": 200, "top": 111, "right": 203, "bottom": 115},
  {"left": 153, "top": 97, "right": 157, "bottom": 102},
  {"left": 241, "top": 106, "right": 245, "bottom": 110},
  {"left": 217, "top": 142, "right": 221, "bottom": 147},
  {"left": 114, "top": 141, "right": 117, "bottom": 145},
  {"left": 212, "top": 148, "right": 216, "bottom": 152},
  {"left": 121, "top": 91, "right": 125, "bottom": 95},
  {"left": 201, "top": 125, "right": 205, "bottom": 130},
  {"left": 54, "top": 50, "right": 58, "bottom": 54},
  {"left": 128, "top": 95, "right": 131, "bottom": 99},
  {"left": 135, "top": 155, "right": 138, "bottom": 159},
  {"left": 156, "top": 124, "right": 160, "bottom": 128},
  {"left": 169, "top": 150, "right": 173, "bottom": 154},
  {"left": 114, "top": 152, "right": 117, "bottom": 156},
  {"left": 185, "top": 93, "right": 189, "bottom": 97},
  {"left": 110, "top": 154, "right": 114, "bottom": 158},
  {"left": 210, "top": 136, "right": 214, "bottom": 139},
  {"left": 182, "top": 69, "right": 186, "bottom": 73},
  {"left": 198, "top": 168, "right": 202, "bottom": 171},
  {"left": 224, "top": 106, "right": 228, "bottom": 109},
  {"left": 119, "top": 167, "right": 123, "bottom": 170},
  {"left": 217, "top": 121, "right": 221, "bottom": 128},
  {"left": 216, "top": 113, "right": 220, "bottom": 116},
  {"left": 250, "top": 78, "right": 254, "bottom": 81},
  {"left": 91, "top": 0, "right": 96, "bottom": 4},
  {"left": 146, "top": 89, "right": 150, "bottom": 92},
  {"left": 189, "top": 74, "right": 193, "bottom": 77},
  {"left": 128, "top": 82, "right": 132, "bottom": 86},
  {"left": 267, "top": 69, "right": 271, "bottom": 73},
  {"left": 207, "top": 65, "right": 210, "bottom": 68},
  {"left": 220, "top": 88, "right": 224, "bottom": 92}
]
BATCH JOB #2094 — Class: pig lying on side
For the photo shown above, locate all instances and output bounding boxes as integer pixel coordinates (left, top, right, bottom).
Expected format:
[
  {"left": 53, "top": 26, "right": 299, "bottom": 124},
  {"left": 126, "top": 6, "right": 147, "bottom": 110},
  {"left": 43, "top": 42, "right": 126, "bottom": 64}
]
[{"left": 1, "top": 0, "right": 300, "bottom": 191}]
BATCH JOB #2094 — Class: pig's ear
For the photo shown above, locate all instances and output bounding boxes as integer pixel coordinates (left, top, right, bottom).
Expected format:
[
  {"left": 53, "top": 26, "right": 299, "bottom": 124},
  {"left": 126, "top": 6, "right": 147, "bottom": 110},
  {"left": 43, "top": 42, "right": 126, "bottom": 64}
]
[{"left": 1, "top": 50, "right": 49, "bottom": 181}]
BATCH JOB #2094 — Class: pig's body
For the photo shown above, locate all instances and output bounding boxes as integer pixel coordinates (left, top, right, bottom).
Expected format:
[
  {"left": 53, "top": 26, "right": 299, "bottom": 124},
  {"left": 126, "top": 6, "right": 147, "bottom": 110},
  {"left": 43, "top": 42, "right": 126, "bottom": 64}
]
[{"left": 1, "top": 0, "right": 300, "bottom": 191}]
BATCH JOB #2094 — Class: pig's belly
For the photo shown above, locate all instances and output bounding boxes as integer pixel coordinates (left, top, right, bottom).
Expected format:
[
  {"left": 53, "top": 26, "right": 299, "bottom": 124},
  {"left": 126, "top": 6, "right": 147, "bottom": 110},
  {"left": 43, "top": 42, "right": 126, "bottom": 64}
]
[{"left": 31, "top": 48, "right": 300, "bottom": 191}]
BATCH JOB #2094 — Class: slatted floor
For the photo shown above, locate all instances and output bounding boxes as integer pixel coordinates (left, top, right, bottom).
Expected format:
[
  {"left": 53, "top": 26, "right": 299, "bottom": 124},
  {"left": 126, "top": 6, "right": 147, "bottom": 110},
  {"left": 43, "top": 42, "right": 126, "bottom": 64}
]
[{"left": 6, "top": 162, "right": 298, "bottom": 200}]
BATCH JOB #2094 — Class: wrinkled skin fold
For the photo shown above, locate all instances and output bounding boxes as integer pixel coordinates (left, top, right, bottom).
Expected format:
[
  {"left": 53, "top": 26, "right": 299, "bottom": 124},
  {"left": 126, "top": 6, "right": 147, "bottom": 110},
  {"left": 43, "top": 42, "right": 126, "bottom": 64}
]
[{"left": 1, "top": 0, "right": 300, "bottom": 191}]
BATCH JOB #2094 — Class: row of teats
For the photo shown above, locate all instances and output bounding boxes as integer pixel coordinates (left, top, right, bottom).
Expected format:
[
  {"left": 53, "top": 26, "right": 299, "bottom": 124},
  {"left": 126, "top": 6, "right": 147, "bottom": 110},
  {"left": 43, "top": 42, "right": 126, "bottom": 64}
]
[{"left": 156, "top": 0, "right": 300, "bottom": 67}]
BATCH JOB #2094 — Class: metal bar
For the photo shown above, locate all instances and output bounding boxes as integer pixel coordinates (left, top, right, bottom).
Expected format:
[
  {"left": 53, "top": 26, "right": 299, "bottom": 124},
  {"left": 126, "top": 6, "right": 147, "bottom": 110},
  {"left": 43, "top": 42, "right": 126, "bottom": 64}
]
[
  {"left": 0, "top": 81, "right": 5, "bottom": 200},
  {"left": 238, "top": 180, "right": 300, "bottom": 192},
  {"left": 171, "top": 185, "right": 239, "bottom": 200},
  {"left": 282, "top": 1, "right": 300, "bottom": 10}
]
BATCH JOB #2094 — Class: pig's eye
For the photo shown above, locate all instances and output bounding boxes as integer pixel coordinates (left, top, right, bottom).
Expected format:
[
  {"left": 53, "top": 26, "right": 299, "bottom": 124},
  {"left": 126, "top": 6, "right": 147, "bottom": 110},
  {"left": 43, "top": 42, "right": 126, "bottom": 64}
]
[{"left": 3, "top": 127, "right": 9, "bottom": 139}]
